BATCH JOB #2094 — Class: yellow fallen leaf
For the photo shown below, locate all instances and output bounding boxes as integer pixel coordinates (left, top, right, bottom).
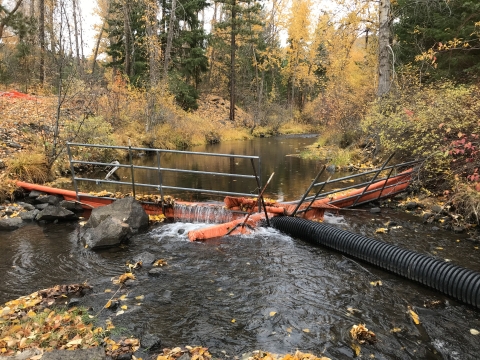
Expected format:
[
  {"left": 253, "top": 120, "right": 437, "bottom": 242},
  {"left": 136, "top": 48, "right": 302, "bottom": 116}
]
[
  {"left": 351, "top": 342, "right": 361, "bottom": 356},
  {"left": 302, "top": 328, "right": 310, "bottom": 333},
  {"left": 27, "top": 310, "right": 36, "bottom": 317},
  {"left": 436, "top": 247, "right": 444, "bottom": 250},
  {"left": 121, "top": 305, "right": 128, "bottom": 310},
  {"left": 270, "top": 311, "right": 276, "bottom": 317},
  {"left": 370, "top": 280, "right": 382, "bottom": 287},
  {"left": 470, "top": 329, "right": 479, "bottom": 335},
  {"left": 135, "top": 295, "right": 145, "bottom": 301},
  {"left": 231, "top": 319, "right": 236, "bottom": 323},
  {"left": 119, "top": 295, "right": 127, "bottom": 301},
  {"left": 408, "top": 306, "right": 420, "bottom": 324},
  {"left": 153, "top": 259, "right": 167, "bottom": 267},
  {"left": 390, "top": 327, "right": 402, "bottom": 333},
  {"left": 104, "top": 289, "right": 112, "bottom": 293},
  {"left": 84, "top": 244, "right": 88, "bottom": 249},
  {"left": 67, "top": 338, "right": 83, "bottom": 346},
  {"left": 286, "top": 327, "right": 292, "bottom": 333},
  {"left": 116, "top": 310, "right": 124, "bottom": 316},
  {"left": 105, "top": 300, "right": 112, "bottom": 309}
]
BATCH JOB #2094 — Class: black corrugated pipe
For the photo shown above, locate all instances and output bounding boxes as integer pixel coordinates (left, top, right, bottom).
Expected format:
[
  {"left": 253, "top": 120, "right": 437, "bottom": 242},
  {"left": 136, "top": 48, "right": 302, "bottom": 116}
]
[{"left": 270, "top": 216, "right": 480, "bottom": 309}]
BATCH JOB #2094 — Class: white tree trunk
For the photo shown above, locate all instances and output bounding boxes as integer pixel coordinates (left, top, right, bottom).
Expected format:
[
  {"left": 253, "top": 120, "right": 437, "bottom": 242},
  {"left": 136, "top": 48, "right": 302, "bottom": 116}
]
[{"left": 377, "top": 0, "right": 391, "bottom": 97}]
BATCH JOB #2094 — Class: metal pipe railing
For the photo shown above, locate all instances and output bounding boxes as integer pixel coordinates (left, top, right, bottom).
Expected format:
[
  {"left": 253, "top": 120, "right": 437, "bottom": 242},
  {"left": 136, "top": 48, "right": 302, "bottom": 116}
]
[{"left": 66, "top": 142, "right": 262, "bottom": 202}]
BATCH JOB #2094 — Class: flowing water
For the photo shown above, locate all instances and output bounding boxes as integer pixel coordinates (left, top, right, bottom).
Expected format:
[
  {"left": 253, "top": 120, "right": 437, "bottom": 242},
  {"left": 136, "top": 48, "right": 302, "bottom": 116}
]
[{"left": 1, "top": 135, "right": 480, "bottom": 359}]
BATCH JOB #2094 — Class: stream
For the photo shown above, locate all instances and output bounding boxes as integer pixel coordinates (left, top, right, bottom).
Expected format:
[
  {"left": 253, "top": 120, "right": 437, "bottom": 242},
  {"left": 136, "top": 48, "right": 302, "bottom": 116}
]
[{"left": 1, "top": 135, "right": 480, "bottom": 359}]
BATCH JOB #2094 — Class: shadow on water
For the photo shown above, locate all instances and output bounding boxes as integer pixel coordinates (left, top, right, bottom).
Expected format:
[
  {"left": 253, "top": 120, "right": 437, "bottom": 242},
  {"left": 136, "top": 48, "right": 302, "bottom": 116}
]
[{"left": 1, "top": 136, "right": 480, "bottom": 359}]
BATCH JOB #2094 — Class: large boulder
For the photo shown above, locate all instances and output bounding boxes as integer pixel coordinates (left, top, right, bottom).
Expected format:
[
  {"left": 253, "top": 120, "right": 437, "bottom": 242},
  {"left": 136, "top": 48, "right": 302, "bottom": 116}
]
[
  {"left": 85, "top": 197, "right": 149, "bottom": 232},
  {"left": 81, "top": 217, "right": 131, "bottom": 249},
  {"left": 35, "top": 205, "right": 78, "bottom": 222},
  {"left": 81, "top": 198, "right": 149, "bottom": 250},
  {"left": 0, "top": 217, "right": 23, "bottom": 231}
]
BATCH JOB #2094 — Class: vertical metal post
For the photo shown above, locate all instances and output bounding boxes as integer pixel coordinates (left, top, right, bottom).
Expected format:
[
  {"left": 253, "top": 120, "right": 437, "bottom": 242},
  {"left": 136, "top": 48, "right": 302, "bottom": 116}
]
[
  {"left": 376, "top": 166, "right": 395, "bottom": 200},
  {"left": 257, "top": 157, "right": 262, "bottom": 213},
  {"left": 67, "top": 143, "right": 80, "bottom": 201},
  {"left": 157, "top": 150, "right": 165, "bottom": 214},
  {"left": 128, "top": 144, "right": 136, "bottom": 198},
  {"left": 351, "top": 152, "right": 395, "bottom": 207},
  {"left": 250, "top": 158, "right": 270, "bottom": 226},
  {"left": 289, "top": 165, "right": 326, "bottom": 216}
]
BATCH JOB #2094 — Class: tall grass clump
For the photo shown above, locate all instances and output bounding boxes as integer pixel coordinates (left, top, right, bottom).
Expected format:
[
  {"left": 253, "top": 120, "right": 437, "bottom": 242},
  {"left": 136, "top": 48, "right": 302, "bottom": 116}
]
[{"left": 6, "top": 153, "right": 50, "bottom": 183}]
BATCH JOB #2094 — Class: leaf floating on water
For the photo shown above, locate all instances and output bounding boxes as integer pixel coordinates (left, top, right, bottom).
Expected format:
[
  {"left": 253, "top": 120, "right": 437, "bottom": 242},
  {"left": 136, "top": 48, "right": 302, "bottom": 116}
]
[
  {"left": 302, "top": 328, "right": 310, "bottom": 333},
  {"left": 390, "top": 327, "right": 402, "bottom": 333},
  {"left": 370, "top": 280, "right": 382, "bottom": 287},
  {"left": 104, "top": 289, "right": 112, "bottom": 293},
  {"left": 270, "top": 311, "right": 277, "bottom": 317},
  {"left": 135, "top": 295, "right": 145, "bottom": 301},
  {"left": 153, "top": 259, "right": 168, "bottom": 267},
  {"left": 350, "top": 324, "right": 376, "bottom": 344},
  {"left": 408, "top": 306, "right": 420, "bottom": 324},
  {"left": 435, "top": 247, "right": 444, "bottom": 250},
  {"left": 351, "top": 342, "right": 361, "bottom": 356},
  {"left": 105, "top": 300, "right": 112, "bottom": 309},
  {"left": 119, "top": 295, "right": 127, "bottom": 301},
  {"left": 375, "top": 228, "right": 388, "bottom": 234},
  {"left": 116, "top": 310, "right": 124, "bottom": 316},
  {"left": 470, "top": 329, "right": 479, "bottom": 335},
  {"left": 113, "top": 273, "right": 135, "bottom": 284},
  {"left": 286, "top": 327, "right": 292, "bottom": 333},
  {"left": 121, "top": 305, "right": 128, "bottom": 310},
  {"left": 231, "top": 319, "right": 236, "bottom": 323}
]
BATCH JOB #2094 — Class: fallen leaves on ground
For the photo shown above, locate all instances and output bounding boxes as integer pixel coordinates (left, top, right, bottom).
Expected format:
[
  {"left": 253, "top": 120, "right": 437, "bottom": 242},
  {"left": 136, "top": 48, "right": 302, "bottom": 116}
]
[
  {"left": 0, "top": 284, "right": 144, "bottom": 358},
  {"left": 157, "top": 346, "right": 211, "bottom": 360},
  {"left": 350, "top": 324, "right": 377, "bottom": 344},
  {"left": 375, "top": 228, "right": 388, "bottom": 234},
  {"left": 250, "top": 350, "right": 331, "bottom": 360},
  {"left": 0, "top": 284, "right": 98, "bottom": 356}
]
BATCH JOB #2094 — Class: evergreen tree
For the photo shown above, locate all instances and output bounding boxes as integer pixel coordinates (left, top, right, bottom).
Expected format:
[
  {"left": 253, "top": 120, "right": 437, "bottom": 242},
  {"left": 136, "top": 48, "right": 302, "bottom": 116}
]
[
  {"left": 215, "top": 0, "right": 262, "bottom": 121},
  {"left": 105, "top": 0, "right": 148, "bottom": 85},
  {"left": 393, "top": 0, "right": 480, "bottom": 82},
  {"left": 164, "top": 0, "right": 210, "bottom": 110}
]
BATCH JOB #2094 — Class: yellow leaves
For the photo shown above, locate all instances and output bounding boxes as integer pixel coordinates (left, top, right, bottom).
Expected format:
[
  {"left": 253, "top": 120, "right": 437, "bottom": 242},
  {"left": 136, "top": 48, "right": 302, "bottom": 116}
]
[
  {"left": 113, "top": 272, "right": 135, "bottom": 284},
  {"left": 269, "top": 311, "right": 277, "bottom": 317},
  {"left": 231, "top": 319, "right": 236, "bottom": 323},
  {"left": 408, "top": 306, "right": 420, "bottom": 325},
  {"left": 470, "top": 329, "right": 479, "bottom": 335},
  {"left": 350, "top": 324, "right": 376, "bottom": 344},
  {"left": 370, "top": 280, "right": 382, "bottom": 287},
  {"left": 121, "top": 305, "right": 128, "bottom": 310},
  {"left": 153, "top": 259, "right": 168, "bottom": 267},
  {"left": 302, "top": 328, "right": 310, "bottom": 333},
  {"left": 105, "top": 300, "right": 112, "bottom": 309},
  {"left": 149, "top": 214, "right": 166, "bottom": 223},
  {"left": 375, "top": 228, "right": 388, "bottom": 234},
  {"left": 390, "top": 327, "right": 402, "bottom": 333},
  {"left": 351, "top": 342, "right": 361, "bottom": 357},
  {"left": 135, "top": 295, "right": 145, "bottom": 301}
]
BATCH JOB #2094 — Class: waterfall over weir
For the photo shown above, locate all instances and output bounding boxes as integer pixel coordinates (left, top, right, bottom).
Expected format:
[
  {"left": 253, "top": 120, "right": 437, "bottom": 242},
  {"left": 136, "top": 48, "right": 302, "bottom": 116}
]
[{"left": 173, "top": 203, "right": 234, "bottom": 224}]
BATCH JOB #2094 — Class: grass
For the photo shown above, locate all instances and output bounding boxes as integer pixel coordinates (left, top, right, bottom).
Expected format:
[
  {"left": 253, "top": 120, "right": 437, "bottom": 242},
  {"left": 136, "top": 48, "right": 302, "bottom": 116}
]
[{"left": 6, "top": 152, "right": 50, "bottom": 183}]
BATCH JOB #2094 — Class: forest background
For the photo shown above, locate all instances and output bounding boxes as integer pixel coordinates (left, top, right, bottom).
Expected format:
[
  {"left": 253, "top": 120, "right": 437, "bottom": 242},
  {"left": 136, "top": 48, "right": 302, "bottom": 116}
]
[{"left": 0, "top": 0, "right": 479, "bottom": 222}]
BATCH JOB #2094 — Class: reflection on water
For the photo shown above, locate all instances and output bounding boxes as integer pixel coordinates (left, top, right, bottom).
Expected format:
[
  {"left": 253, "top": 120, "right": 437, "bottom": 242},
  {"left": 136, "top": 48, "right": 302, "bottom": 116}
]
[{"left": 1, "top": 210, "right": 479, "bottom": 359}]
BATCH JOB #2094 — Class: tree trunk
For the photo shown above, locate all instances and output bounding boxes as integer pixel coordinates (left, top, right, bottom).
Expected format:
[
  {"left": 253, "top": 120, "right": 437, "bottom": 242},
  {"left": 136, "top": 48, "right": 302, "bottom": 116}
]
[
  {"left": 91, "top": 18, "right": 106, "bottom": 74},
  {"left": 123, "top": 0, "right": 132, "bottom": 77},
  {"left": 39, "top": 0, "right": 45, "bottom": 83},
  {"left": 229, "top": 0, "right": 236, "bottom": 122},
  {"left": 72, "top": 0, "right": 81, "bottom": 69},
  {"left": 377, "top": 0, "right": 391, "bottom": 97},
  {"left": 163, "top": 0, "right": 177, "bottom": 79}
]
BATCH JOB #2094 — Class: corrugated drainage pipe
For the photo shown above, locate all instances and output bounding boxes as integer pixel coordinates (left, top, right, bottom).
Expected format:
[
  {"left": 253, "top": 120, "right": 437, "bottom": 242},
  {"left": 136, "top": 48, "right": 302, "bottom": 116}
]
[{"left": 270, "top": 216, "right": 480, "bottom": 309}]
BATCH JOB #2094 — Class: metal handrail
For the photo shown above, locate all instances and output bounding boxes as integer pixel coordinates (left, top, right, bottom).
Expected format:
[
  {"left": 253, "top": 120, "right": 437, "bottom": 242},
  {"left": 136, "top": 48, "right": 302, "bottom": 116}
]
[
  {"left": 282, "top": 158, "right": 421, "bottom": 206},
  {"left": 66, "top": 142, "right": 262, "bottom": 204}
]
